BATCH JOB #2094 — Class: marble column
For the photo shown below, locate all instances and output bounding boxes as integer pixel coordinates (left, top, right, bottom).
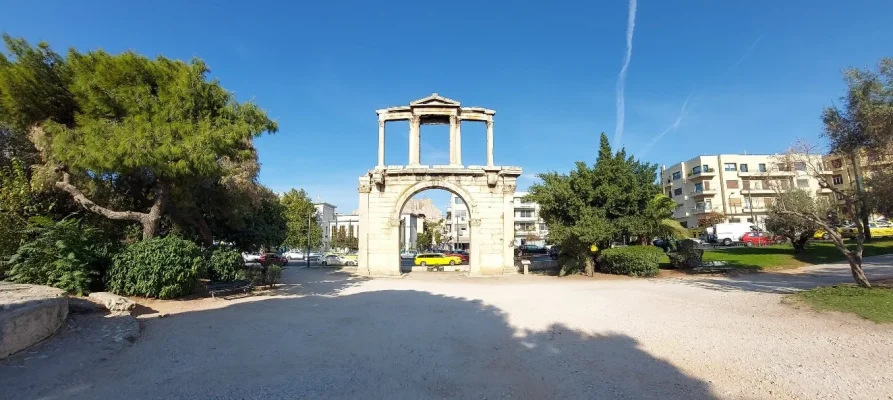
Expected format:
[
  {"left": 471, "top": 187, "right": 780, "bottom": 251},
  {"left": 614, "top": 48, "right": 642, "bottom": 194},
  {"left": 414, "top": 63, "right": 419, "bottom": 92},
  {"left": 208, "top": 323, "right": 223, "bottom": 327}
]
[
  {"left": 449, "top": 115, "right": 460, "bottom": 165},
  {"left": 377, "top": 120, "right": 385, "bottom": 167},
  {"left": 454, "top": 117, "right": 462, "bottom": 166},
  {"left": 486, "top": 119, "right": 494, "bottom": 166},
  {"left": 409, "top": 115, "right": 420, "bottom": 165}
]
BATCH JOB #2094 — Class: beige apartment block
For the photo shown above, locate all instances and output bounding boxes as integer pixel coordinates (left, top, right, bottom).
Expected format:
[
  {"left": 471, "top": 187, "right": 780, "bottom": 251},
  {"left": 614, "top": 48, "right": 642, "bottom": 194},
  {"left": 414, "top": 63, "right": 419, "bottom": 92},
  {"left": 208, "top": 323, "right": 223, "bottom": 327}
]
[
  {"left": 823, "top": 151, "right": 893, "bottom": 215},
  {"left": 660, "top": 154, "right": 831, "bottom": 230}
]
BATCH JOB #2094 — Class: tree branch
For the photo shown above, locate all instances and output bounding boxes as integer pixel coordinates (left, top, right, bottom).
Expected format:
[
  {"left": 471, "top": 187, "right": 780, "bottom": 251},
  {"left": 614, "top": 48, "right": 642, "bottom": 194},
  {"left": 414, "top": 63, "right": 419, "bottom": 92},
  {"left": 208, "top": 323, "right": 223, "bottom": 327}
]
[{"left": 55, "top": 169, "right": 147, "bottom": 222}]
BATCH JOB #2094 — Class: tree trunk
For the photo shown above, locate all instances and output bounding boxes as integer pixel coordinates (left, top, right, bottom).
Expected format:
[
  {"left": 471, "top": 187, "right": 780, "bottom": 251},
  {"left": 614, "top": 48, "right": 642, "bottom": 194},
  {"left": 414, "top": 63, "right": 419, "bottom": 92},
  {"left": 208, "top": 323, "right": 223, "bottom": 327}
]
[
  {"left": 845, "top": 253, "right": 871, "bottom": 288},
  {"left": 584, "top": 255, "right": 595, "bottom": 277},
  {"left": 850, "top": 154, "right": 871, "bottom": 240}
]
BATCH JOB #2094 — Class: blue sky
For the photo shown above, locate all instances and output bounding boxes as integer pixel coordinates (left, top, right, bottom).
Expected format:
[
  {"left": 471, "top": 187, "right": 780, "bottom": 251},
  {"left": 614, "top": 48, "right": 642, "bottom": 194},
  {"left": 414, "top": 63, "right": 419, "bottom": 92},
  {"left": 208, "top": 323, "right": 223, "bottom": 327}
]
[{"left": 3, "top": 0, "right": 892, "bottom": 213}]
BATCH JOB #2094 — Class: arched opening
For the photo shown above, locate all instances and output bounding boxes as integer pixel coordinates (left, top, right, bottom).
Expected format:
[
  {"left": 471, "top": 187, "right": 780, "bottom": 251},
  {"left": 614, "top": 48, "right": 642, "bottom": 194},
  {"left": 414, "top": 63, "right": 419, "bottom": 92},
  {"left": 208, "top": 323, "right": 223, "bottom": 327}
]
[{"left": 395, "top": 187, "right": 472, "bottom": 273}]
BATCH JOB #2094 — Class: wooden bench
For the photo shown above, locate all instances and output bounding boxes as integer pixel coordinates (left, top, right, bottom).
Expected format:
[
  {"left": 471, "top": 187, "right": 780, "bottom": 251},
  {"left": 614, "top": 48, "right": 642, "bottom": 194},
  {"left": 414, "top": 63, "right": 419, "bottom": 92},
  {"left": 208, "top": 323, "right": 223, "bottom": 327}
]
[{"left": 206, "top": 280, "right": 253, "bottom": 299}]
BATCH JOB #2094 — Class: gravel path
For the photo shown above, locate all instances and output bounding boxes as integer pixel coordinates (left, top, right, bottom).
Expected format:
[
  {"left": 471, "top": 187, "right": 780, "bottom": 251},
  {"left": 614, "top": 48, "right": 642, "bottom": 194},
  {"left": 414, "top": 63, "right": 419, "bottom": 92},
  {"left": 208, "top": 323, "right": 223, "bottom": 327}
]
[{"left": 2, "top": 258, "right": 892, "bottom": 400}]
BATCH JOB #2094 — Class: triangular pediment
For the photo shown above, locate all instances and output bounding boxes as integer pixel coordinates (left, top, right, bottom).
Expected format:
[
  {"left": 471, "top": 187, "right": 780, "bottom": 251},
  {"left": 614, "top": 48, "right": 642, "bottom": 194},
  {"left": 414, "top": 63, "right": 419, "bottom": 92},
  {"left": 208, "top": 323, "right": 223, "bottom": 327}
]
[{"left": 410, "top": 93, "right": 460, "bottom": 107}]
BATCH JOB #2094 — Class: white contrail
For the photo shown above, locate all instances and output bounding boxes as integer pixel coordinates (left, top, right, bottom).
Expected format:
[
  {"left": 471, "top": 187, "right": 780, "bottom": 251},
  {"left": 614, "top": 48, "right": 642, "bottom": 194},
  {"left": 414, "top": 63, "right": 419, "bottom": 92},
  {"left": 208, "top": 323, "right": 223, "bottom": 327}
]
[
  {"left": 637, "top": 95, "right": 691, "bottom": 159},
  {"left": 613, "top": 0, "right": 638, "bottom": 147}
]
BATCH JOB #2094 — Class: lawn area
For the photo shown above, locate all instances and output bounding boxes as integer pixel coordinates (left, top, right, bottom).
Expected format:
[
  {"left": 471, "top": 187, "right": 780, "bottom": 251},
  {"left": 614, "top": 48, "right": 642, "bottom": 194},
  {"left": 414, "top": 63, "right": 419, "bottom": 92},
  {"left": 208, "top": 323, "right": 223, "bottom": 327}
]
[
  {"left": 793, "top": 286, "right": 893, "bottom": 323},
  {"left": 659, "top": 239, "right": 893, "bottom": 271}
]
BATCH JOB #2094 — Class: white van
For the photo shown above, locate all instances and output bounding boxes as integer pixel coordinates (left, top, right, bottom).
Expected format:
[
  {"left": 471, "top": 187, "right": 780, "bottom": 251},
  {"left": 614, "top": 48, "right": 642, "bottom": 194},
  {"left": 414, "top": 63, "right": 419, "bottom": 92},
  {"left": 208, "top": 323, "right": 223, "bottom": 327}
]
[{"left": 710, "top": 223, "right": 759, "bottom": 246}]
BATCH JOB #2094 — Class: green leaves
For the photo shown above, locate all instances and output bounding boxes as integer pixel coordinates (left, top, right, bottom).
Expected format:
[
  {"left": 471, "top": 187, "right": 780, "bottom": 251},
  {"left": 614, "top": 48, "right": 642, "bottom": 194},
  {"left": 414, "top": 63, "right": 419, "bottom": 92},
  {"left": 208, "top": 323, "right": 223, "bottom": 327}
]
[
  {"left": 107, "top": 235, "right": 203, "bottom": 299},
  {"left": 526, "top": 132, "right": 663, "bottom": 260},
  {"left": 280, "top": 189, "right": 322, "bottom": 250}
]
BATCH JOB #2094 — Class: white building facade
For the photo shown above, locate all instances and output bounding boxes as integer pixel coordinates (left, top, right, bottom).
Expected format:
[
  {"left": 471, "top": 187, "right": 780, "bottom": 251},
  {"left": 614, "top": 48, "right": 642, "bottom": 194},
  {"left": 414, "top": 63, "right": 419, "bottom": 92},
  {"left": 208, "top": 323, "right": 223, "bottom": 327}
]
[{"left": 445, "top": 191, "right": 549, "bottom": 249}]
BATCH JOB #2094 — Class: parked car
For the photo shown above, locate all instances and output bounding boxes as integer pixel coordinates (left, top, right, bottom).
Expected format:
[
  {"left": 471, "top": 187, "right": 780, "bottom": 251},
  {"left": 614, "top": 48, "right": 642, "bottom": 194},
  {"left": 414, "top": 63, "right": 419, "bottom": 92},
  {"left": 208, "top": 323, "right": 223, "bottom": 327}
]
[
  {"left": 400, "top": 250, "right": 418, "bottom": 259},
  {"left": 840, "top": 222, "right": 893, "bottom": 239},
  {"left": 242, "top": 253, "right": 260, "bottom": 262},
  {"left": 548, "top": 246, "right": 561, "bottom": 259},
  {"left": 321, "top": 254, "right": 357, "bottom": 266},
  {"left": 258, "top": 253, "right": 285, "bottom": 266},
  {"left": 414, "top": 253, "right": 462, "bottom": 266},
  {"left": 307, "top": 252, "right": 322, "bottom": 262},
  {"left": 443, "top": 251, "right": 469, "bottom": 264},
  {"left": 740, "top": 232, "right": 772, "bottom": 247},
  {"left": 284, "top": 250, "right": 305, "bottom": 260}
]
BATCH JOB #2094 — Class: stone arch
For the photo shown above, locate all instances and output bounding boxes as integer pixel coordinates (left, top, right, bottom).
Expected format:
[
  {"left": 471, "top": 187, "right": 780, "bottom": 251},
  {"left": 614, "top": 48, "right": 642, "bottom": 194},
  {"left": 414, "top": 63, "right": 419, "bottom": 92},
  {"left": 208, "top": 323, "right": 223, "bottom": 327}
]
[
  {"left": 390, "top": 180, "right": 479, "bottom": 272},
  {"left": 357, "top": 94, "right": 522, "bottom": 277}
]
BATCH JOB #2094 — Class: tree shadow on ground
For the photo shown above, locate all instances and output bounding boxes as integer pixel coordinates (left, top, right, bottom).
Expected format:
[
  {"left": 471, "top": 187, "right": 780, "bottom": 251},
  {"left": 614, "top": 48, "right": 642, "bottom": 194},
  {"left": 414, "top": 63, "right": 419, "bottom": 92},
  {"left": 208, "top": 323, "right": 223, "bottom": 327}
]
[
  {"left": 677, "top": 256, "right": 893, "bottom": 294},
  {"left": 1, "top": 272, "right": 719, "bottom": 399}
]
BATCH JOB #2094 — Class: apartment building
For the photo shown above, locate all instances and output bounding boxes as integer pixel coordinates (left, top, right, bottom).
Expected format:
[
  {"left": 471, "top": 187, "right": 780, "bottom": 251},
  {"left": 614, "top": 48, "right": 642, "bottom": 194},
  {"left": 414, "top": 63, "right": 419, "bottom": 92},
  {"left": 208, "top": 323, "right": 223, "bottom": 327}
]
[
  {"left": 512, "top": 191, "right": 549, "bottom": 246},
  {"left": 824, "top": 151, "right": 893, "bottom": 214},
  {"left": 660, "top": 154, "right": 831, "bottom": 229},
  {"left": 444, "top": 191, "right": 550, "bottom": 249}
]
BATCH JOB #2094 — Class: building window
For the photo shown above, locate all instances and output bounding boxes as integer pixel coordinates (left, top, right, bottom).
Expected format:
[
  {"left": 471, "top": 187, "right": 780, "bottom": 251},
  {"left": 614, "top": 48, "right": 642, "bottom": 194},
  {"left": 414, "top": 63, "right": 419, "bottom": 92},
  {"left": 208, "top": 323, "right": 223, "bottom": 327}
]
[
  {"left": 729, "top": 198, "right": 742, "bottom": 207},
  {"left": 516, "top": 210, "right": 533, "bottom": 218},
  {"left": 836, "top": 192, "right": 845, "bottom": 200},
  {"left": 729, "top": 217, "right": 741, "bottom": 223},
  {"left": 796, "top": 178, "right": 810, "bottom": 188},
  {"left": 794, "top": 162, "right": 807, "bottom": 171},
  {"left": 724, "top": 163, "right": 737, "bottom": 171},
  {"left": 455, "top": 197, "right": 463, "bottom": 204},
  {"left": 726, "top": 180, "right": 739, "bottom": 189},
  {"left": 692, "top": 165, "right": 701, "bottom": 175},
  {"left": 539, "top": 223, "right": 547, "bottom": 231},
  {"left": 672, "top": 171, "right": 681, "bottom": 180},
  {"left": 673, "top": 188, "right": 682, "bottom": 196},
  {"left": 758, "top": 163, "right": 767, "bottom": 172},
  {"left": 740, "top": 164, "right": 749, "bottom": 172},
  {"left": 680, "top": 221, "right": 688, "bottom": 228},
  {"left": 703, "top": 164, "right": 710, "bottom": 172},
  {"left": 831, "top": 159, "right": 842, "bottom": 169},
  {"left": 832, "top": 175, "right": 843, "bottom": 185},
  {"left": 457, "top": 210, "right": 467, "bottom": 217},
  {"left": 743, "top": 180, "right": 751, "bottom": 190},
  {"left": 694, "top": 182, "right": 703, "bottom": 192}
]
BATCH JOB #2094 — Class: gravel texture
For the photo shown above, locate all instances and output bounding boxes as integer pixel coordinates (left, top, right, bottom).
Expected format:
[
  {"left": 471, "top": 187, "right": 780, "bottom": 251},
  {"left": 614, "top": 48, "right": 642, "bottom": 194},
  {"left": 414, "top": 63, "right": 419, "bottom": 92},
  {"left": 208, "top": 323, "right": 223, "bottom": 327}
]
[{"left": 1, "top": 258, "right": 892, "bottom": 400}]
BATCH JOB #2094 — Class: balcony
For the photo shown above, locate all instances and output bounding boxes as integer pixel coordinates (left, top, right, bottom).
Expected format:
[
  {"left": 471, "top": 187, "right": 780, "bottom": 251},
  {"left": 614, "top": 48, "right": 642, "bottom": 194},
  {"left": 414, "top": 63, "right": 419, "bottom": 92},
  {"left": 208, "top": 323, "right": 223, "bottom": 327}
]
[
  {"left": 817, "top": 187, "right": 833, "bottom": 194},
  {"left": 738, "top": 170, "right": 796, "bottom": 178},
  {"left": 690, "top": 206, "right": 714, "bottom": 214},
  {"left": 686, "top": 167, "right": 716, "bottom": 180},
  {"left": 740, "top": 187, "right": 775, "bottom": 195},
  {"left": 663, "top": 178, "right": 673, "bottom": 187},
  {"left": 672, "top": 209, "right": 689, "bottom": 218},
  {"left": 514, "top": 202, "right": 536, "bottom": 209},
  {"left": 743, "top": 206, "right": 768, "bottom": 213},
  {"left": 689, "top": 189, "right": 717, "bottom": 197},
  {"left": 515, "top": 215, "right": 538, "bottom": 222}
]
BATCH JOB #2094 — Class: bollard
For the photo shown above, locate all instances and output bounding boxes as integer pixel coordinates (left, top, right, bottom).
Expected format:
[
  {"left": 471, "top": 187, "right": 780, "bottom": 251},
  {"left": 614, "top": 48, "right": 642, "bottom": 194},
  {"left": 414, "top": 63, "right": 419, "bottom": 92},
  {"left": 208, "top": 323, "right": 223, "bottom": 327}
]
[{"left": 521, "top": 259, "right": 531, "bottom": 275}]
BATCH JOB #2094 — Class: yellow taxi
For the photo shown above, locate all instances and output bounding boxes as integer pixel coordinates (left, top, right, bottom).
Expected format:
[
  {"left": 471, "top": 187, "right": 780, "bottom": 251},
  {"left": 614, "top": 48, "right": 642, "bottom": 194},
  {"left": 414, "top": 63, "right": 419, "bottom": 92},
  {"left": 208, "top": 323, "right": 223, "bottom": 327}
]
[
  {"left": 839, "top": 222, "right": 893, "bottom": 239},
  {"left": 414, "top": 253, "right": 463, "bottom": 266}
]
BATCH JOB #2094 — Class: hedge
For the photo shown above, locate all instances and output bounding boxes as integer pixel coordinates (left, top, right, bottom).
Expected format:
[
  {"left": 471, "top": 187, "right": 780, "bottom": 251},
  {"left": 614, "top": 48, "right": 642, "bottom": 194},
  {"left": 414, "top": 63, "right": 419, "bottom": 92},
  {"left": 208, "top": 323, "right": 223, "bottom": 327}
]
[{"left": 598, "top": 246, "right": 663, "bottom": 277}]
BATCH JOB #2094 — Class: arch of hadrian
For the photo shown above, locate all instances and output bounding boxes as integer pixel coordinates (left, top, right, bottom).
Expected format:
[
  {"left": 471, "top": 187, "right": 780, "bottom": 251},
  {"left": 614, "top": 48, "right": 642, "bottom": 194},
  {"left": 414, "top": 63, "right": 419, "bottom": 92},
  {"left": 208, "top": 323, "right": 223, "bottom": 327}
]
[{"left": 357, "top": 93, "right": 521, "bottom": 276}]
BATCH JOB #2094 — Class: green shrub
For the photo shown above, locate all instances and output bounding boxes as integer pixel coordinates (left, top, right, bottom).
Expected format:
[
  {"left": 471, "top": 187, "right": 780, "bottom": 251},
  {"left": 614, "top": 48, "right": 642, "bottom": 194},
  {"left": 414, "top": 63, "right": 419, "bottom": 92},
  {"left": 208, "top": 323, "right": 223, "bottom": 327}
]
[
  {"left": 240, "top": 264, "right": 281, "bottom": 288},
  {"left": 598, "top": 246, "right": 663, "bottom": 277},
  {"left": 4, "top": 217, "right": 114, "bottom": 295},
  {"left": 667, "top": 239, "right": 704, "bottom": 269},
  {"left": 107, "top": 236, "right": 204, "bottom": 299},
  {"left": 206, "top": 247, "right": 244, "bottom": 282}
]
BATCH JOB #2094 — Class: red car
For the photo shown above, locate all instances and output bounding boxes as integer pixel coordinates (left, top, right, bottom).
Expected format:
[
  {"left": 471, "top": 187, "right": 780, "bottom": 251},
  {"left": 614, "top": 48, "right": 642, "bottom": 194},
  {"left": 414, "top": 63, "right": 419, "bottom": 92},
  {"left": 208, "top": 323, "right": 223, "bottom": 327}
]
[
  {"left": 740, "top": 232, "right": 777, "bottom": 247},
  {"left": 444, "top": 251, "right": 469, "bottom": 264}
]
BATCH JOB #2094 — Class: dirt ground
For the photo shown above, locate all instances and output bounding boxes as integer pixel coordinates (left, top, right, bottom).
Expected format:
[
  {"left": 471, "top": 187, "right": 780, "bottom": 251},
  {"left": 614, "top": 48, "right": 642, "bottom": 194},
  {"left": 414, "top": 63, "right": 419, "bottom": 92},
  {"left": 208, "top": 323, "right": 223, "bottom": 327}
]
[{"left": 2, "top": 258, "right": 892, "bottom": 400}]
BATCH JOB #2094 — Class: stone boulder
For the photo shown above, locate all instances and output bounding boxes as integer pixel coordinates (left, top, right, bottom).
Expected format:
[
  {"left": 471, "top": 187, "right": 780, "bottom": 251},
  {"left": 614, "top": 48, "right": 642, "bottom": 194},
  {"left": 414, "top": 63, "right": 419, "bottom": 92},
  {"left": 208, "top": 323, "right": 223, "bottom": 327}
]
[
  {"left": 88, "top": 292, "right": 135, "bottom": 313},
  {"left": 1, "top": 283, "right": 69, "bottom": 359}
]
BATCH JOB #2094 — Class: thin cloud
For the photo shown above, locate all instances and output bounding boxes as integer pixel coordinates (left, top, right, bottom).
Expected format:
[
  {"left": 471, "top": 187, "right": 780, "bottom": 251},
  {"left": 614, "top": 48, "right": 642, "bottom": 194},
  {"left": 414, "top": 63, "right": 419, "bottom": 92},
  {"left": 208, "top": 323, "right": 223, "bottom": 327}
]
[
  {"left": 636, "top": 95, "right": 691, "bottom": 159},
  {"left": 613, "top": 0, "right": 638, "bottom": 147},
  {"left": 636, "top": 35, "right": 763, "bottom": 157}
]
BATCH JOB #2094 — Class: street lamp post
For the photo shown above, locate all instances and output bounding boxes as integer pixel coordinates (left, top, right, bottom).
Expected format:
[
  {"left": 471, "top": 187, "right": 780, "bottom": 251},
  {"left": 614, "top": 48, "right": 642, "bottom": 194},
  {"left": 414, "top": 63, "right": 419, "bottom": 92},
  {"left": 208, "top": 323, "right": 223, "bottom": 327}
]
[{"left": 306, "top": 212, "right": 312, "bottom": 269}]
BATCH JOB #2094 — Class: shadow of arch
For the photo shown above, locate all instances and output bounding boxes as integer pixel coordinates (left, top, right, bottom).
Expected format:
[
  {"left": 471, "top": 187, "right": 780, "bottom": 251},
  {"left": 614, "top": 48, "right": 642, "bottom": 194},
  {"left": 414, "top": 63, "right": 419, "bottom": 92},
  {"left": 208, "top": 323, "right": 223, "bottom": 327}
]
[{"left": 2, "top": 272, "right": 718, "bottom": 399}]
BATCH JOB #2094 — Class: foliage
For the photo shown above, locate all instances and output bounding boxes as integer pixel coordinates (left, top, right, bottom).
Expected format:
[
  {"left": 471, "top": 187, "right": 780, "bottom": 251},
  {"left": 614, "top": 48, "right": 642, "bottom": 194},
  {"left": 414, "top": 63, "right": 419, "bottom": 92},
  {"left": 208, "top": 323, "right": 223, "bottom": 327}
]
[
  {"left": 107, "top": 236, "right": 204, "bottom": 299},
  {"left": 4, "top": 217, "right": 115, "bottom": 295},
  {"left": 794, "top": 286, "right": 893, "bottom": 323},
  {"left": 414, "top": 222, "right": 442, "bottom": 251},
  {"left": 205, "top": 247, "right": 244, "bottom": 282},
  {"left": 698, "top": 212, "right": 727, "bottom": 228},
  {"left": 330, "top": 229, "right": 358, "bottom": 251},
  {"left": 766, "top": 189, "right": 826, "bottom": 253},
  {"left": 527, "top": 133, "right": 661, "bottom": 275},
  {"left": 666, "top": 239, "right": 704, "bottom": 269},
  {"left": 0, "top": 36, "right": 277, "bottom": 240},
  {"left": 0, "top": 158, "right": 32, "bottom": 258},
  {"left": 240, "top": 264, "right": 281, "bottom": 288},
  {"left": 641, "top": 194, "right": 688, "bottom": 240},
  {"left": 866, "top": 169, "right": 893, "bottom": 218},
  {"left": 280, "top": 189, "right": 322, "bottom": 251},
  {"left": 597, "top": 246, "right": 663, "bottom": 277}
]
